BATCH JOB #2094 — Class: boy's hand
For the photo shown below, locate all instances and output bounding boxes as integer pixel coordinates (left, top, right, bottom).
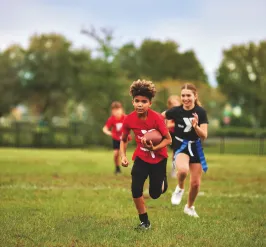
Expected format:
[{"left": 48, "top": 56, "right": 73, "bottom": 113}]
[
  {"left": 141, "top": 138, "right": 154, "bottom": 151},
  {"left": 121, "top": 156, "right": 129, "bottom": 167}
]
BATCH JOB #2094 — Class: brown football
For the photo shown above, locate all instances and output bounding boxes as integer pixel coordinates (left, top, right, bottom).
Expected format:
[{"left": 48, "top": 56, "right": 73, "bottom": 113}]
[{"left": 144, "top": 129, "right": 163, "bottom": 146}]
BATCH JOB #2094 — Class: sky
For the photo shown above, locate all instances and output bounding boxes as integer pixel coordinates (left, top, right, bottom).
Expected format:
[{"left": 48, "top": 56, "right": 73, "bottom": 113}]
[{"left": 1, "top": 0, "right": 265, "bottom": 86}]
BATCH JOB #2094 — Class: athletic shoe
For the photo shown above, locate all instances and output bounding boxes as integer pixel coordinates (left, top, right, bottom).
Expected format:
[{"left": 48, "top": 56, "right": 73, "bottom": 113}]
[
  {"left": 115, "top": 167, "right": 121, "bottom": 175},
  {"left": 171, "top": 186, "right": 184, "bottom": 205},
  {"left": 184, "top": 204, "right": 199, "bottom": 217},
  {"left": 135, "top": 221, "right": 151, "bottom": 230}
]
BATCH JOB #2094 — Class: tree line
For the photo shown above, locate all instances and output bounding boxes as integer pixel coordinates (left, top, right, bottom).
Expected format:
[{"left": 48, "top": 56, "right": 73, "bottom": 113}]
[{"left": 0, "top": 27, "right": 265, "bottom": 128}]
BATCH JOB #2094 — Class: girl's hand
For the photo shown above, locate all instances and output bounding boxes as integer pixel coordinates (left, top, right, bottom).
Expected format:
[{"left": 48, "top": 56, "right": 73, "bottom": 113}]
[
  {"left": 121, "top": 156, "right": 129, "bottom": 167},
  {"left": 192, "top": 113, "right": 199, "bottom": 128}
]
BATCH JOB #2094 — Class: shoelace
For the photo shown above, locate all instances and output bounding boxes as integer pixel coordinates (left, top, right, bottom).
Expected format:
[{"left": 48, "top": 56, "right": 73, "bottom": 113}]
[{"left": 175, "top": 189, "right": 182, "bottom": 195}]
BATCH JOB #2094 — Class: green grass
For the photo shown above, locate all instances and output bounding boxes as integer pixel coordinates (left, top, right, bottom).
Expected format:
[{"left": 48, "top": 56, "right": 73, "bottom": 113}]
[{"left": 0, "top": 148, "right": 265, "bottom": 247}]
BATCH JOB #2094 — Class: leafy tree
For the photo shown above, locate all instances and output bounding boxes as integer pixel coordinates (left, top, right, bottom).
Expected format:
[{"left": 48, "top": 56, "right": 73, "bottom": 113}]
[
  {"left": 80, "top": 26, "right": 127, "bottom": 144},
  {"left": 22, "top": 33, "right": 75, "bottom": 118},
  {"left": 0, "top": 45, "right": 25, "bottom": 116},
  {"left": 216, "top": 41, "right": 266, "bottom": 127},
  {"left": 114, "top": 43, "right": 141, "bottom": 80},
  {"left": 178, "top": 50, "right": 207, "bottom": 82},
  {"left": 116, "top": 39, "right": 208, "bottom": 83},
  {"left": 81, "top": 26, "right": 116, "bottom": 62}
]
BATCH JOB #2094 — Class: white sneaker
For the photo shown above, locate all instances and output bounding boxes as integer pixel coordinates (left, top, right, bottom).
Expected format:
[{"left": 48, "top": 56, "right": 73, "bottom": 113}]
[
  {"left": 184, "top": 204, "right": 199, "bottom": 218},
  {"left": 171, "top": 187, "right": 184, "bottom": 205}
]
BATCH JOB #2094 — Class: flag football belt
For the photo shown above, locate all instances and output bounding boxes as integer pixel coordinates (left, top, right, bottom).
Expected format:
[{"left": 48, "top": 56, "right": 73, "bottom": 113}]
[
  {"left": 174, "top": 137, "right": 208, "bottom": 172},
  {"left": 140, "top": 147, "right": 155, "bottom": 158}
]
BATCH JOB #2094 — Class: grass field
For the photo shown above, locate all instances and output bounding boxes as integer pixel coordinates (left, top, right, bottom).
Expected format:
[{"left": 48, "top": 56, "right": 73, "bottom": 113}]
[{"left": 0, "top": 148, "right": 265, "bottom": 247}]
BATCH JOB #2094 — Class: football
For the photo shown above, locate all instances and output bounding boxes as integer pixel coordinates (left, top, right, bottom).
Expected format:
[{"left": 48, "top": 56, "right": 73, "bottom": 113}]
[{"left": 144, "top": 129, "right": 163, "bottom": 146}]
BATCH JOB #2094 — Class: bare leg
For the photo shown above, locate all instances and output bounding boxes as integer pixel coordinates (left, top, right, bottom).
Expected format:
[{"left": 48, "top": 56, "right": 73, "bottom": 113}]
[
  {"left": 187, "top": 163, "right": 202, "bottom": 207},
  {"left": 113, "top": 149, "right": 120, "bottom": 167},
  {"left": 175, "top": 153, "right": 190, "bottom": 189},
  {"left": 133, "top": 196, "right": 146, "bottom": 214}
]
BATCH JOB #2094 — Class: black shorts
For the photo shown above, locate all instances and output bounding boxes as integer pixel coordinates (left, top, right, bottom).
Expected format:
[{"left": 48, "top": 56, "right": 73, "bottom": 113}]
[
  {"left": 131, "top": 157, "right": 168, "bottom": 199},
  {"left": 112, "top": 139, "right": 120, "bottom": 150},
  {"left": 174, "top": 141, "right": 200, "bottom": 163}
]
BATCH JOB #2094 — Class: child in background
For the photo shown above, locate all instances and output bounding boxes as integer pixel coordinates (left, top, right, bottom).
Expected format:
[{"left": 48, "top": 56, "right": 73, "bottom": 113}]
[
  {"left": 103, "top": 101, "right": 127, "bottom": 174},
  {"left": 166, "top": 95, "right": 181, "bottom": 178}
]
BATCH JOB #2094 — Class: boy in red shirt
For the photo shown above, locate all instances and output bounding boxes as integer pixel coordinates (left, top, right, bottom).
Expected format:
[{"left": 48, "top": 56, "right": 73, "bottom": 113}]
[
  {"left": 120, "top": 79, "right": 172, "bottom": 230},
  {"left": 103, "top": 101, "right": 127, "bottom": 174}
]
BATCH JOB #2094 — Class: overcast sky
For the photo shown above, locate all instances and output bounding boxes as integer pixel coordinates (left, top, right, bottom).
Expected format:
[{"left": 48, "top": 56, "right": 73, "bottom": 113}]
[{"left": 1, "top": 0, "right": 265, "bottom": 85}]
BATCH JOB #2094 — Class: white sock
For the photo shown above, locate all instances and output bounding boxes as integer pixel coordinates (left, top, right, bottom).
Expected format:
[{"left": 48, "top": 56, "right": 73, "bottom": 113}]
[{"left": 175, "top": 186, "right": 184, "bottom": 193}]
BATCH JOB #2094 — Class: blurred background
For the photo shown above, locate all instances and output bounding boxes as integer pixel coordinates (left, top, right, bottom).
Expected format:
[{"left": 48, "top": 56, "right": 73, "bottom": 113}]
[{"left": 0, "top": 0, "right": 265, "bottom": 155}]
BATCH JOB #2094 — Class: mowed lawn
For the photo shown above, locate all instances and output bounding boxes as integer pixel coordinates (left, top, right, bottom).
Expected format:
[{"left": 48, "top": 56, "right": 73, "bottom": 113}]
[{"left": 0, "top": 148, "right": 265, "bottom": 247}]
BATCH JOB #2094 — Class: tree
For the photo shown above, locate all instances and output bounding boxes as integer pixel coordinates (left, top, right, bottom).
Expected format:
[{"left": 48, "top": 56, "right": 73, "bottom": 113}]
[
  {"left": 81, "top": 26, "right": 116, "bottom": 62},
  {"left": 80, "top": 26, "right": 126, "bottom": 144},
  {"left": 178, "top": 50, "right": 207, "bottom": 83},
  {"left": 80, "top": 26, "right": 126, "bottom": 110},
  {"left": 115, "top": 39, "right": 208, "bottom": 83},
  {"left": 22, "top": 33, "right": 75, "bottom": 118},
  {"left": 216, "top": 41, "right": 266, "bottom": 127},
  {"left": 139, "top": 39, "right": 180, "bottom": 81},
  {"left": 114, "top": 42, "right": 141, "bottom": 80},
  {"left": 0, "top": 45, "right": 25, "bottom": 116}
]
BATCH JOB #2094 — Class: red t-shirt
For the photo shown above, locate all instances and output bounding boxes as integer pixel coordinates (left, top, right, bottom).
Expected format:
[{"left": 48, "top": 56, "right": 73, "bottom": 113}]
[
  {"left": 105, "top": 115, "right": 127, "bottom": 141},
  {"left": 122, "top": 109, "right": 168, "bottom": 164}
]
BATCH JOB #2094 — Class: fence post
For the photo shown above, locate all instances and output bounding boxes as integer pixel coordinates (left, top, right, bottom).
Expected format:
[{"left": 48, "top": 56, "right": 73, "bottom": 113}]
[
  {"left": 15, "top": 122, "right": 20, "bottom": 147},
  {"left": 67, "top": 122, "right": 72, "bottom": 148},
  {"left": 220, "top": 136, "right": 225, "bottom": 154},
  {"left": 259, "top": 137, "right": 264, "bottom": 155}
]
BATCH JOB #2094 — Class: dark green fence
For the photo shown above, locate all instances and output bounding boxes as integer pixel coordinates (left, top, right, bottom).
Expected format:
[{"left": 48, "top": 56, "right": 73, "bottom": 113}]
[
  {"left": 0, "top": 122, "right": 265, "bottom": 155},
  {"left": 0, "top": 121, "right": 105, "bottom": 148},
  {"left": 203, "top": 137, "right": 265, "bottom": 155}
]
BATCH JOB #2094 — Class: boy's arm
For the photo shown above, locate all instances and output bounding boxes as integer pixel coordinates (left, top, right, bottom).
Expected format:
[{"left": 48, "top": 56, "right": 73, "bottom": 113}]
[
  {"left": 142, "top": 132, "right": 172, "bottom": 151},
  {"left": 153, "top": 132, "right": 172, "bottom": 151},
  {"left": 120, "top": 132, "right": 129, "bottom": 167},
  {"left": 142, "top": 113, "right": 172, "bottom": 151}
]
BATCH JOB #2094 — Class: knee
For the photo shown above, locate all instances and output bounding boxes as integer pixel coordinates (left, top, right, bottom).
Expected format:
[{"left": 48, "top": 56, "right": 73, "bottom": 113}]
[
  {"left": 114, "top": 151, "right": 119, "bottom": 158},
  {"left": 178, "top": 170, "right": 188, "bottom": 180},
  {"left": 190, "top": 180, "right": 200, "bottom": 190},
  {"left": 131, "top": 184, "right": 143, "bottom": 198},
  {"left": 149, "top": 191, "right": 161, "bottom": 199},
  {"left": 149, "top": 185, "right": 167, "bottom": 199}
]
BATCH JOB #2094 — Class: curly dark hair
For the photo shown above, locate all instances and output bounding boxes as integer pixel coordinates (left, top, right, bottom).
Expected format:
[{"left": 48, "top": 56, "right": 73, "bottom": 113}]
[{"left": 129, "top": 79, "right": 156, "bottom": 100}]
